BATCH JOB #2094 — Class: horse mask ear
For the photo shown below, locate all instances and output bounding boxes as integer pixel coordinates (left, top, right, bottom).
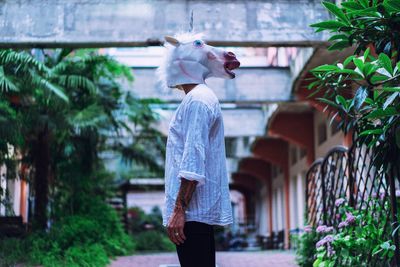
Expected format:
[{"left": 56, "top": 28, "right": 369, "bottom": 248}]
[{"left": 164, "top": 36, "right": 180, "bottom": 47}]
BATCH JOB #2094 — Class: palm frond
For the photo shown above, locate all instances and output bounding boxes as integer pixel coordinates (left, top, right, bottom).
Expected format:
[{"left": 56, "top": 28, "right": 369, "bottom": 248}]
[
  {"left": 79, "top": 54, "right": 133, "bottom": 82},
  {"left": 117, "top": 143, "right": 164, "bottom": 174},
  {"left": 0, "top": 100, "right": 20, "bottom": 143},
  {"left": 56, "top": 75, "right": 97, "bottom": 94},
  {"left": 51, "top": 60, "right": 70, "bottom": 75},
  {"left": 0, "top": 66, "right": 19, "bottom": 92},
  {"left": 54, "top": 48, "right": 74, "bottom": 64},
  {"left": 68, "top": 104, "right": 108, "bottom": 129},
  {"left": 0, "top": 49, "right": 49, "bottom": 73},
  {"left": 30, "top": 71, "right": 69, "bottom": 102}
]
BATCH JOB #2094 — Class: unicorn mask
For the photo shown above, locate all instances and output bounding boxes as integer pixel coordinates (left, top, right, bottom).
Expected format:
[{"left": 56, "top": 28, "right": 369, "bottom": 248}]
[{"left": 158, "top": 33, "right": 240, "bottom": 89}]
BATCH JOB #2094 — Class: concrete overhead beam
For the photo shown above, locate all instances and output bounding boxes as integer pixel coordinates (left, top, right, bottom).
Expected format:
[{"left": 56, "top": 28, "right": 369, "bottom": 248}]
[
  {"left": 130, "top": 67, "right": 292, "bottom": 103},
  {"left": 0, "top": 0, "right": 330, "bottom": 48}
]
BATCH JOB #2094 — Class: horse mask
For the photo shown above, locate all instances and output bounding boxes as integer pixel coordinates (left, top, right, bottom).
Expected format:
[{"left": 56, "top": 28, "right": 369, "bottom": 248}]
[{"left": 158, "top": 33, "right": 240, "bottom": 89}]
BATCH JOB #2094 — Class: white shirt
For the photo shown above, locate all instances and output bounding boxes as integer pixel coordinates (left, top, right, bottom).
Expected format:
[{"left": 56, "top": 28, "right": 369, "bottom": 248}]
[{"left": 162, "top": 84, "right": 233, "bottom": 226}]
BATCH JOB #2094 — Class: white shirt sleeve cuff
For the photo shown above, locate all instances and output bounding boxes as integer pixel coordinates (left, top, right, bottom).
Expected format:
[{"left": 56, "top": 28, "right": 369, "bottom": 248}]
[{"left": 178, "top": 171, "right": 206, "bottom": 186}]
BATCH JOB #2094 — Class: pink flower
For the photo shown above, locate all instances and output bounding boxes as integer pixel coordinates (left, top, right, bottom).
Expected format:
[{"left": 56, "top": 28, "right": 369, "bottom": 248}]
[
  {"left": 316, "top": 239, "right": 325, "bottom": 248},
  {"left": 316, "top": 225, "right": 334, "bottom": 233},
  {"left": 316, "top": 235, "right": 334, "bottom": 248},
  {"left": 338, "top": 221, "right": 348, "bottom": 228},
  {"left": 345, "top": 212, "right": 355, "bottom": 224},
  {"left": 327, "top": 243, "right": 336, "bottom": 257},
  {"left": 316, "top": 225, "right": 327, "bottom": 233},
  {"left": 377, "top": 188, "right": 386, "bottom": 200},
  {"left": 304, "top": 225, "right": 313, "bottom": 233},
  {"left": 396, "top": 190, "right": 400, "bottom": 197},
  {"left": 324, "top": 235, "right": 334, "bottom": 242},
  {"left": 335, "top": 198, "right": 345, "bottom": 207},
  {"left": 325, "top": 226, "right": 334, "bottom": 233}
]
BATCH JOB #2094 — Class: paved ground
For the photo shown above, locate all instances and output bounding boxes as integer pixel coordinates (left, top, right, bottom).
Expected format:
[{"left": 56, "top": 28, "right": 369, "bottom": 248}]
[{"left": 109, "top": 251, "right": 298, "bottom": 267}]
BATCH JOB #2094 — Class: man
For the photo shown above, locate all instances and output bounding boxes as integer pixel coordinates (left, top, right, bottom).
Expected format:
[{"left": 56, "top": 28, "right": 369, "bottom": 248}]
[{"left": 161, "top": 34, "right": 240, "bottom": 267}]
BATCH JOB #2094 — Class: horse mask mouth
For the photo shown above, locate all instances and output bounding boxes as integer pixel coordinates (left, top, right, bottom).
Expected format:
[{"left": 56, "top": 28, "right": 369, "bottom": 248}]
[{"left": 224, "top": 52, "right": 240, "bottom": 78}]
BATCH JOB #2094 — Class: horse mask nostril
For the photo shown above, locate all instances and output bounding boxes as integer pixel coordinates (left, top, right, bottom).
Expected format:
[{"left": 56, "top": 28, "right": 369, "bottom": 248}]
[{"left": 225, "top": 51, "right": 236, "bottom": 59}]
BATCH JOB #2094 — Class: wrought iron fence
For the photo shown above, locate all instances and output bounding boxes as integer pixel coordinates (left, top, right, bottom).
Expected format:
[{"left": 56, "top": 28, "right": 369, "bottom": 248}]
[{"left": 306, "top": 141, "right": 400, "bottom": 266}]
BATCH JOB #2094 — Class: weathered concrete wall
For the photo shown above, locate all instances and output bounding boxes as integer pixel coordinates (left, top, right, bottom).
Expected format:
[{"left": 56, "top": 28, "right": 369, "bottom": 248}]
[
  {"left": 130, "top": 67, "right": 292, "bottom": 102},
  {"left": 0, "top": 0, "right": 330, "bottom": 47}
]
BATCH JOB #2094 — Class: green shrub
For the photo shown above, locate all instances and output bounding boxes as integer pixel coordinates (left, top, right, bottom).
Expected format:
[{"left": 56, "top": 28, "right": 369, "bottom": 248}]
[
  {"left": 295, "top": 229, "right": 318, "bottom": 267},
  {"left": 0, "top": 237, "right": 29, "bottom": 267},
  {"left": 128, "top": 206, "right": 164, "bottom": 233},
  {"left": 63, "top": 244, "right": 110, "bottom": 267},
  {"left": 0, "top": 202, "right": 135, "bottom": 267},
  {"left": 312, "top": 199, "right": 393, "bottom": 267},
  {"left": 133, "top": 230, "right": 175, "bottom": 252}
]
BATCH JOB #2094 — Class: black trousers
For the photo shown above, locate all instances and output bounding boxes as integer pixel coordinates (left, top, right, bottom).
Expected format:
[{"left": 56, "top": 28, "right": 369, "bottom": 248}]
[{"left": 176, "top": 221, "right": 215, "bottom": 267}]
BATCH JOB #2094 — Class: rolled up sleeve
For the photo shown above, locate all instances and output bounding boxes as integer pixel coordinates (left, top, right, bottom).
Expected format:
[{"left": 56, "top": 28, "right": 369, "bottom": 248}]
[{"left": 178, "top": 100, "right": 212, "bottom": 186}]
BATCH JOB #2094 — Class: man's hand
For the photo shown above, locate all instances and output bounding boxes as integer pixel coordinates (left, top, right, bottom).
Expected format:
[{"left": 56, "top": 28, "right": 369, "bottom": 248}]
[
  {"left": 167, "top": 206, "right": 186, "bottom": 245},
  {"left": 166, "top": 178, "right": 198, "bottom": 245}
]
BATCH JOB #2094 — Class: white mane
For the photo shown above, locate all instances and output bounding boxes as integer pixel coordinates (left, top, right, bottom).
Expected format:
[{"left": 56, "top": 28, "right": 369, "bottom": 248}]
[{"left": 157, "top": 32, "right": 205, "bottom": 92}]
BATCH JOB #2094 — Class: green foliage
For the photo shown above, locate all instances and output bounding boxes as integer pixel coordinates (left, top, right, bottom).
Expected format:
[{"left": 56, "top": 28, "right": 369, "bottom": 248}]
[
  {"left": 296, "top": 230, "right": 318, "bottom": 267},
  {"left": 0, "top": 48, "right": 165, "bottom": 265},
  {"left": 127, "top": 206, "right": 175, "bottom": 252},
  {"left": 0, "top": 237, "right": 29, "bottom": 267},
  {"left": 127, "top": 206, "right": 165, "bottom": 233},
  {"left": 308, "top": 0, "right": 400, "bottom": 183},
  {"left": 301, "top": 2, "right": 400, "bottom": 264},
  {"left": 0, "top": 47, "right": 165, "bottom": 227},
  {"left": 63, "top": 244, "right": 110, "bottom": 267},
  {"left": 310, "top": 0, "right": 400, "bottom": 55},
  {"left": 133, "top": 230, "right": 175, "bottom": 252},
  {"left": 0, "top": 202, "right": 135, "bottom": 267},
  {"left": 311, "top": 199, "right": 393, "bottom": 266}
]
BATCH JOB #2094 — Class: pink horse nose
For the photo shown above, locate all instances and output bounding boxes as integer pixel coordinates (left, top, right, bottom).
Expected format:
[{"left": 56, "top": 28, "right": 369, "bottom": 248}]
[
  {"left": 224, "top": 51, "right": 237, "bottom": 60},
  {"left": 224, "top": 51, "right": 240, "bottom": 70}
]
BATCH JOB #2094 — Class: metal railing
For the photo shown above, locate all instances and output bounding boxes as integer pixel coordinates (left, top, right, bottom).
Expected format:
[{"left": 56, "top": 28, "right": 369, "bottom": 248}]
[{"left": 306, "top": 142, "right": 400, "bottom": 266}]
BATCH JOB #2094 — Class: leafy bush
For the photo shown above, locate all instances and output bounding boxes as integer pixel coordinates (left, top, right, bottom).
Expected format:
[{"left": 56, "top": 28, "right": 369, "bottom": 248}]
[
  {"left": 126, "top": 206, "right": 177, "bottom": 252},
  {"left": 0, "top": 237, "right": 29, "bottom": 267},
  {"left": 295, "top": 229, "right": 318, "bottom": 267},
  {"left": 313, "top": 198, "right": 393, "bottom": 266},
  {"left": 133, "top": 230, "right": 175, "bottom": 252},
  {"left": 0, "top": 201, "right": 135, "bottom": 267},
  {"left": 304, "top": 1, "right": 400, "bottom": 264},
  {"left": 0, "top": 47, "right": 163, "bottom": 266},
  {"left": 63, "top": 244, "right": 110, "bottom": 267},
  {"left": 128, "top": 206, "right": 164, "bottom": 233},
  {"left": 297, "top": 198, "right": 394, "bottom": 267},
  {"left": 309, "top": 0, "right": 400, "bottom": 172}
]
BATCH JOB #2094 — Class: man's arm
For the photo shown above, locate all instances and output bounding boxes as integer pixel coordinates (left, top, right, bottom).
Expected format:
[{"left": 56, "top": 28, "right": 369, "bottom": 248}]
[{"left": 167, "top": 178, "right": 198, "bottom": 245}]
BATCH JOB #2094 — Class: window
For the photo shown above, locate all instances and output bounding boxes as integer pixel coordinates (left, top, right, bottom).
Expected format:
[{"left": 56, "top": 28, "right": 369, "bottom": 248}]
[
  {"left": 292, "top": 175, "right": 299, "bottom": 229},
  {"left": 243, "top": 136, "right": 250, "bottom": 147},
  {"left": 331, "top": 119, "right": 341, "bottom": 135},
  {"left": 318, "top": 122, "right": 327, "bottom": 145},
  {"left": 272, "top": 165, "right": 277, "bottom": 178},
  {"left": 299, "top": 148, "right": 307, "bottom": 159},
  {"left": 224, "top": 138, "right": 236, "bottom": 157},
  {"left": 290, "top": 146, "right": 297, "bottom": 165},
  {"left": 272, "top": 165, "right": 282, "bottom": 178}
]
